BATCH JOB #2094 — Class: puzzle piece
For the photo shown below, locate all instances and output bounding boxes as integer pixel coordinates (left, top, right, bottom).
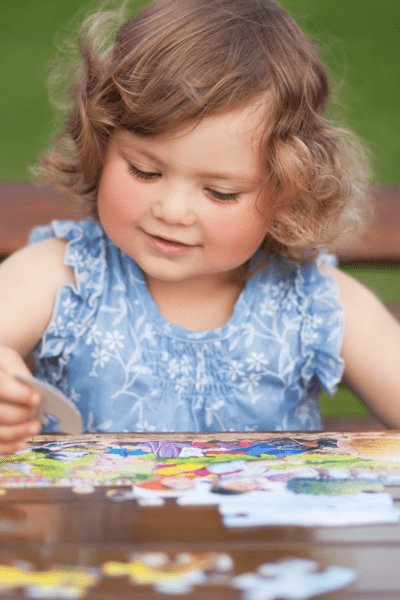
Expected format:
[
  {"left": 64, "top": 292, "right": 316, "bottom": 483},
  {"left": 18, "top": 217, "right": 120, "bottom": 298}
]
[
  {"left": 0, "top": 564, "right": 98, "bottom": 598},
  {"left": 0, "top": 556, "right": 355, "bottom": 599},
  {"left": 103, "top": 552, "right": 233, "bottom": 594},
  {"left": 232, "top": 558, "right": 357, "bottom": 600},
  {"left": 15, "top": 374, "right": 83, "bottom": 435}
]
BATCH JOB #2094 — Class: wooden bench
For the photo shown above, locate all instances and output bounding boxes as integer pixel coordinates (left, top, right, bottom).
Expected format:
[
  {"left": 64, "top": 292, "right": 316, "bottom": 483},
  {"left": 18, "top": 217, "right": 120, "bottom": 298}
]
[
  {"left": 0, "top": 182, "right": 79, "bottom": 258},
  {"left": 338, "top": 186, "right": 400, "bottom": 266}
]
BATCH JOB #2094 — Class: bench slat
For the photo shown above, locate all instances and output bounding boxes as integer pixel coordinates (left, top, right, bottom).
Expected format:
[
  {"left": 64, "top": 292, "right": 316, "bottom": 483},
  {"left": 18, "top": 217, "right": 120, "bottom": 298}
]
[{"left": 0, "top": 183, "right": 79, "bottom": 257}]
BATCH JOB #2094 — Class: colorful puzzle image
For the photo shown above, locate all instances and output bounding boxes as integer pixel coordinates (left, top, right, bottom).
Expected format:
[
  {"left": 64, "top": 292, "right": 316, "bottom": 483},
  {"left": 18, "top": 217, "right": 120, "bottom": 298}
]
[
  {"left": 1, "top": 433, "right": 400, "bottom": 527},
  {"left": 337, "top": 436, "right": 400, "bottom": 460},
  {"left": 1, "top": 433, "right": 400, "bottom": 488}
]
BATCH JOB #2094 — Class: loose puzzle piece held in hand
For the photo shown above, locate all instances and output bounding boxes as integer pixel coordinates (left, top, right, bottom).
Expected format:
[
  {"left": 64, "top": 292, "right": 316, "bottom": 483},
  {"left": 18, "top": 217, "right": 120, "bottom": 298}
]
[{"left": 15, "top": 373, "right": 83, "bottom": 435}]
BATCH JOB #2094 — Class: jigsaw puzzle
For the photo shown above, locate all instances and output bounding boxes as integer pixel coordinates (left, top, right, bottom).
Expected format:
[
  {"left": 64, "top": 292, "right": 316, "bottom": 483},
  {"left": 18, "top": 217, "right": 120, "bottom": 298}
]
[{"left": 1, "top": 433, "right": 399, "bottom": 526}]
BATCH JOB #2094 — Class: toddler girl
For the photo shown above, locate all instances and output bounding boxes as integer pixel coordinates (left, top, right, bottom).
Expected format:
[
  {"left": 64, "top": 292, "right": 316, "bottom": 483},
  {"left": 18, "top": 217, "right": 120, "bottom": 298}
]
[{"left": 1, "top": 0, "right": 399, "bottom": 453}]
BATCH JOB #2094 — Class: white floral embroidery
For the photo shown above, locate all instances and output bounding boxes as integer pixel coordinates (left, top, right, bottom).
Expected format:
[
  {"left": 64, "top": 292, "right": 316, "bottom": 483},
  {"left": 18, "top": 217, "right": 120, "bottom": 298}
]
[
  {"left": 205, "top": 400, "right": 225, "bottom": 429},
  {"left": 136, "top": 419, "right": 156, "bottom": 432},
  {"left": 86, "top": 324, "right": 102, "bottom": 345},
  {"left": 180, "top": 355, "right": 191, "bottom": 375},
  {"left": 69, "top": 388, "right": 81, "bottom": 403},
  {"left": 104, "top": 330, "right": 125, "bottom": 350},
  {"left": 227, "top": 360, "right": 245, "bottom": 382},
  {"left": 245, "top": 352, "right": 270, "bottom": 372},
  {"left": 167, "top": 359, "right": 180, "bottom": 379},
  {"left": 91, "top": 347, "right": 111, "bottom": 369},
  {"left": 140, "top": 323, "right": 157, "bottom": 345},
  {"left": 48, "top": 315, "right": 65, "bottom": 336},
  {"left": 240, "top": 372, "right": 262, "bottom": 395},
  {"left": 175, "top": 376, "right": 189, "bottom": 396},
  {"left": 62, "top": 297, "right": 77, "bottom": 316},
  {"left": 260, "top": 296, "right": 279, "bottom": 317},
  {"left": 68, "top": 250, "right": 86, "bottom": 269}
]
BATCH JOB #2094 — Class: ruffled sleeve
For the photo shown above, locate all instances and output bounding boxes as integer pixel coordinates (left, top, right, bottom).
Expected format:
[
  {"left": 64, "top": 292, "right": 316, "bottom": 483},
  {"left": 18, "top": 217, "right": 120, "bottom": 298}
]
[
  {"left": 29, "top": 220, "right": 107, "bottom": 360},
  {"left": 297, "top": 255, "right": 345, "bottom": 396}
]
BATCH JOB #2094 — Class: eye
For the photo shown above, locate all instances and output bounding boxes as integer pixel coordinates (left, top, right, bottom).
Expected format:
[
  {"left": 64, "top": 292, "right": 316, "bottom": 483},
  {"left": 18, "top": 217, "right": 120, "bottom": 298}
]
[
  {"left": 206, "top": 188, "right": 240, "bottom": 202},
  {"left": 128, "top": 163, "right": 161, "bottom": 181}
]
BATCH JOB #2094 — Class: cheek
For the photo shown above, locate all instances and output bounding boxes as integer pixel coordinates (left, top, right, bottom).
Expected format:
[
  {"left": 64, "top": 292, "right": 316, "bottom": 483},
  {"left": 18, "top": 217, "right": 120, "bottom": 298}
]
[
  {"left": 241, "top": 195, "right": 272, "bottom": 246},
  {"left": 98, "top": 168, "right": 147, "bottom": 224},
  {"left": 206, "top": 201, "right": 269, "bottom": 252}
]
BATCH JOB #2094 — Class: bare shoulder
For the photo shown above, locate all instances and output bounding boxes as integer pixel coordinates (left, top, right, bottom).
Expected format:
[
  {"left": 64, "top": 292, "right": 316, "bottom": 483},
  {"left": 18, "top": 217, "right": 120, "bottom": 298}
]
[
  {"left": 0, "top": 237, "right": 75, "bottom": 294},
  {"left": 0, "top": 238, "right": 75, "bottom": 355},
  {"left": 320, "top": 262, "right": 397, "bottom": 338},
  {"left": 2, "top": 236, "right": 72, "bottom": 269},
  {"left": 320, "top": 262, "right": 387, "bottom": 315},
  {"left": 321, "top": 262, "right": 400, "bottom": 427}
]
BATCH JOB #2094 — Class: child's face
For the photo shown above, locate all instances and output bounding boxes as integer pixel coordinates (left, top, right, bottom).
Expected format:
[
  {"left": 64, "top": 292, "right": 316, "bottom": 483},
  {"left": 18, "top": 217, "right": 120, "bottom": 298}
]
[{"left": 98, "top": 103, "right": 271, "bottom": 287}]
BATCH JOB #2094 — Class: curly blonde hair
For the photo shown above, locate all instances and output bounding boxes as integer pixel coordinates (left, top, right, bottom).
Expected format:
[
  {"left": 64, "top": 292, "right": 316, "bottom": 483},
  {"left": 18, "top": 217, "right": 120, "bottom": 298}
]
[{"left": 35, "top": 0, "right": 373, "bottom": 263}]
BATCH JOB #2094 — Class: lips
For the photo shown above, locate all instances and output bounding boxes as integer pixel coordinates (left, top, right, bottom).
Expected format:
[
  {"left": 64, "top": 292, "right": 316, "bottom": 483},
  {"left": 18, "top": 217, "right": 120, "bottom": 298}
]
[
  {"left": 151, "top": 234, "right": 192, "bottom": 247},
  {"left": 144, "top": 231, "right": 197, "bottom": 255}
]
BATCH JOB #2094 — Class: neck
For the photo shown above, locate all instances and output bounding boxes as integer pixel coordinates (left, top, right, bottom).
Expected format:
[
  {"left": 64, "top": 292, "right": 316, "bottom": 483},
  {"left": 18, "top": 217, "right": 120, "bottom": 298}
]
[{"left": 145, "top": 268, "right": 247, "bottom": 331}]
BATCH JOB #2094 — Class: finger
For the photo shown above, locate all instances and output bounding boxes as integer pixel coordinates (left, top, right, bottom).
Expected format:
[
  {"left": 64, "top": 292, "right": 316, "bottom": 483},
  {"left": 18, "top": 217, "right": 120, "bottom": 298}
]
[
  {"left": 0, "top": 400, "right": 36, "bottom": 425},
  {"left": 0, "top": 368, "right": 41, "bottom": 408},
  {"left": 0, "top": 420, "right": 40, "bottom": 446},
  {"left": 0, "top": 441, "right": 31, "bottom": 456},
  {"left": 0, "top": 421, "right": 41, "bottom": 456},
  {"left": 0, "top": 436, "right": 35, "bottom": 456}
]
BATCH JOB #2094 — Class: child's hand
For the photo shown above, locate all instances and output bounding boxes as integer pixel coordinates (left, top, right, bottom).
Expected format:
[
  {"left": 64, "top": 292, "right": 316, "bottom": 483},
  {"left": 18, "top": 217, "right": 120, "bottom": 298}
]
[{"left": 0, "top": 346, "right": 41, "bottom": 455}]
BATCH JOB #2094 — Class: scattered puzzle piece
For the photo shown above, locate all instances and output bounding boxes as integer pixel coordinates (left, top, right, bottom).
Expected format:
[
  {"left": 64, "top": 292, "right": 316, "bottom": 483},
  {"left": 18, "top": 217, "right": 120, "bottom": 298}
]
[
  {"left": 0, "top": 556, "right": 356, "bottom": 599},
  {"left": 103, "top": 552, "right": 230, "bottom": 585},
  {"left": 232, "top": 558, "right": 357, "bottom": 600},
  {"left": 0, "top": 564, "right": 98, "bottom": 599}
]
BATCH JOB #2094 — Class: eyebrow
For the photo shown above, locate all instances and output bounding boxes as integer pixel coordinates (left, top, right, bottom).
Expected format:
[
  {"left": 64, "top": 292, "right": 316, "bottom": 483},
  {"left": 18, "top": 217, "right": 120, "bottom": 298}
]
[
  {"left": 194, "top": 171, "right": 260, "bottom": 185},
  {"left": 118, "top": 138, "right": 261, "bottom": 186}
]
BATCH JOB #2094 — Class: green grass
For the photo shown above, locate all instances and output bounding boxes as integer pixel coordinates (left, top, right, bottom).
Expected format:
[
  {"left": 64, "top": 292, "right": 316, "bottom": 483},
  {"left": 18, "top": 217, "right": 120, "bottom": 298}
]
[
  {"left": 1, "top": 0, "right": 399, "bottom": 182},
  {"left": 341, "top": 265, "right": 400, "bottom": 304},
  {"left": 280, "top": 0, "right": 400, "bottom": 185},
  {"left": 319, "top": 385, "right": 371, "bottom": 418}
]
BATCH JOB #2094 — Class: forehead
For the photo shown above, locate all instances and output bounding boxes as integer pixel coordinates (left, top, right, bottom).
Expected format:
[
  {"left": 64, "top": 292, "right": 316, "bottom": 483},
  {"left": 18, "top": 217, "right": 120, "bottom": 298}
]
[
  {"left": 115, "top": 100, "right": 269, "bottom": 164},
  {"left": 160, "top": 100, "right": 269, "bottom": 145}
]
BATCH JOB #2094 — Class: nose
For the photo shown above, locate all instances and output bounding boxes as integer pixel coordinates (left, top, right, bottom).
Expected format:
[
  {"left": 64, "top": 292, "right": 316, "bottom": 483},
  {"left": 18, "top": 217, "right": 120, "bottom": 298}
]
[{"left": 151, "top": 186, "right": 196, "bottom": 226}]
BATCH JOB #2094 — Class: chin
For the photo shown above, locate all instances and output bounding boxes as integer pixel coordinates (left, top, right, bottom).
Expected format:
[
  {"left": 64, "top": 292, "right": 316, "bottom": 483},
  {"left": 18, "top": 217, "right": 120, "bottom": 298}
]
[{"left": 139, "top": 263, "right": 188, "bottom": 283}]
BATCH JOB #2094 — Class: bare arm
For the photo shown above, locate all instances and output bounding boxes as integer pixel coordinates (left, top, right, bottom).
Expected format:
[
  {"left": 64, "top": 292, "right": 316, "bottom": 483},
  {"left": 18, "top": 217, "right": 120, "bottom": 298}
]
[
  {"left": 0, "top": 238, "right": 75, "bottom": 452},
  {"left": 326, "top": 264, "right": 400, "bottom": 428}
]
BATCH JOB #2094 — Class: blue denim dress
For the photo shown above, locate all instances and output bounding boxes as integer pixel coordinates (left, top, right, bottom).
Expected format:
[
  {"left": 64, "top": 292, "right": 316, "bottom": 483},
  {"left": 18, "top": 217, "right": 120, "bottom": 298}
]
[{"left": 30, "top": 220, "right": 344, "bottom": 433}]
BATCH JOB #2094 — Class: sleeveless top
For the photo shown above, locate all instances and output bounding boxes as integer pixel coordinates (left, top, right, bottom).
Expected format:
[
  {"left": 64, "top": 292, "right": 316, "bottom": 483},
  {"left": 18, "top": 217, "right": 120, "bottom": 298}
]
[{"left": 30, "top": 220, "right": 345, "bottom": 433}]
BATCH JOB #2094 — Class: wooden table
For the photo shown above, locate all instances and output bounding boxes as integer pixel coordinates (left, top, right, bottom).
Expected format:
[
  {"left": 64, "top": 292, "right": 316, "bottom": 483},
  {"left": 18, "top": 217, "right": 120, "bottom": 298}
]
[{"left": 1, "top": 430, "right": 400, "bottom": 599}]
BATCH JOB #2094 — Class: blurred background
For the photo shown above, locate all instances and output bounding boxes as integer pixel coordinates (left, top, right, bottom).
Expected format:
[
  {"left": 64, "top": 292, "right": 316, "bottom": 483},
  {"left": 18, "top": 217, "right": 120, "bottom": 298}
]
[{"left": 1, "top": 0, "right": 399, "bottom": 423}]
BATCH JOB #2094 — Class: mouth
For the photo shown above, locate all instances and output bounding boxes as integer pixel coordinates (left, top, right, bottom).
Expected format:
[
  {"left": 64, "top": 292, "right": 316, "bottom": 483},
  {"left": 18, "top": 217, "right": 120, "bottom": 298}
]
[
  {"left": 144, "top": 232, "right": 197, "bottom": 254},
  {"left": 151, "top": 234, "right": 193, "bottom": 247}
]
